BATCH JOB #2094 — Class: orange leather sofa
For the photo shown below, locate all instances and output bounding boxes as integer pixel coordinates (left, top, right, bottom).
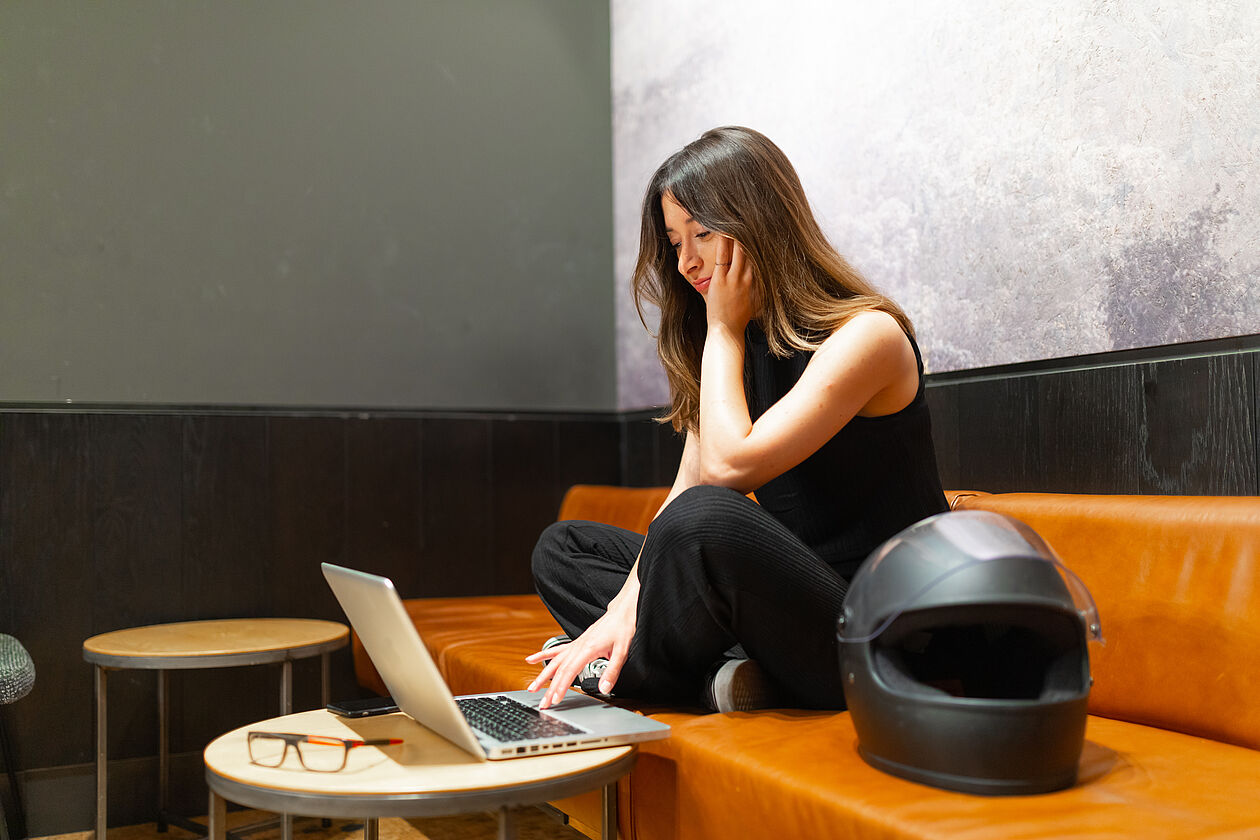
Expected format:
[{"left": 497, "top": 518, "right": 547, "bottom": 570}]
[{"left": 353, "top": 485, "right": 1260, "bottom": 839}]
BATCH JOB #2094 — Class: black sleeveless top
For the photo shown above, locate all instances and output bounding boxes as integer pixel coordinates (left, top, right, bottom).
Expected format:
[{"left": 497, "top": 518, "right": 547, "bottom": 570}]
[{"left": 745, "top": 321, "right": 948, "bottom": 579}]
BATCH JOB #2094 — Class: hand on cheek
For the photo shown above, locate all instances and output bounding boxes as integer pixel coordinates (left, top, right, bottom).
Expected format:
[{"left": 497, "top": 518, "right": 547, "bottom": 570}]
[{"left": 706, "top": 236, "right": 755, "bottom": 333}]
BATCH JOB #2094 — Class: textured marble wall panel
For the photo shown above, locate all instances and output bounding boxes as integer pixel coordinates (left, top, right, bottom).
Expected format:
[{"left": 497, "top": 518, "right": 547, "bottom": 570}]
[{"left": 613, "top": 0, "right": 1260, "bottom": 408}]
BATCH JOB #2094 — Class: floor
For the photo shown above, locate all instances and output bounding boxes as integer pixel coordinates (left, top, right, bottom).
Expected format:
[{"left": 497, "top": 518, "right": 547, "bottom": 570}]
[{"left": 36, "top": 807, "right": 588, "bottom": 840}]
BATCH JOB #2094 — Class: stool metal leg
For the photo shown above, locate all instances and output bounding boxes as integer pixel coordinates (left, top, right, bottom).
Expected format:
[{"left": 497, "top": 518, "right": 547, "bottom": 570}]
[
  {"left": 95, "top": 666, "right": 107, "bottom": 840},
  {"left": 280, "top": 661, "right": 292, "bottom": 715},
  {"left": 157, "top": 670, "right": 168, "bottom": 832},
  {"left": 154, "top": 673, "right": 203, "bottom": 839},
  {"left": 363, "top": 818, "right": 378, "bottom": 840}
]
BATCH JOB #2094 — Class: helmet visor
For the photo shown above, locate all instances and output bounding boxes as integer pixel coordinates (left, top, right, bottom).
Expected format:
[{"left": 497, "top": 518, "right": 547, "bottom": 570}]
[{"left": 838, "top": 512, "right": 1103, "bottom": 646}]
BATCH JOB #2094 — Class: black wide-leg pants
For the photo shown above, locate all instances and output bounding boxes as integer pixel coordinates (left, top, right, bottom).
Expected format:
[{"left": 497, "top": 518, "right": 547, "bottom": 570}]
[{"left": 531, "top": 485, "right": 849, "bottom": 709}]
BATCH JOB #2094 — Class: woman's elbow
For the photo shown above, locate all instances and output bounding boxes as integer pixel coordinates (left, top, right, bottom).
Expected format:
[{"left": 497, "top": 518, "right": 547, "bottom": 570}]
[{"left": 696, "top": 457, "right": 756, "bottom": 492}]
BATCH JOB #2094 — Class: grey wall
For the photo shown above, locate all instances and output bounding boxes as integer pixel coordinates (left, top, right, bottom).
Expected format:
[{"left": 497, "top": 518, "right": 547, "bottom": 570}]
[{"left": 1, "top": 0, "right": 615, "bottom": 411}]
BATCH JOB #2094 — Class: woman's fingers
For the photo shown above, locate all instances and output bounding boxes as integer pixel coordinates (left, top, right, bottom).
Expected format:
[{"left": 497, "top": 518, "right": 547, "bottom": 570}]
[
  {"left": 526, "top": 650, "right": 563, "bottom": 692},
  {"left": 528, "top": 609, "right": 634, "bottom": 707},
  {"left": 544, "top": 655, "right": 582, "bottom": 708},
  {"left": 530, "top": 654, "right": 567, "bottom": 702},
  {"left": 729, "top": 238, "right": 745, "bottom": 276},
  {"left": 524, "top": 639, "right": 571, "bottom": 665},
  {"left": 716, "top": 235, "right": 733, "bottom": 271},
  {"left": 532, "top": 641, "right": 592, "bottom": 708},
  {"left": 706, "top": 237, "right": 755, "bottom": 330},
  {"left": 598, "top": 647, "right": 626, "bottom": 696}
]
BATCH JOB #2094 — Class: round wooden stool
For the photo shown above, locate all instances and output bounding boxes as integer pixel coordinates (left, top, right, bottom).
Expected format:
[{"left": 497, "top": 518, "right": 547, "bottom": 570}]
[{"left": 84, "top": 618, "right": 348, "bottom": 840}]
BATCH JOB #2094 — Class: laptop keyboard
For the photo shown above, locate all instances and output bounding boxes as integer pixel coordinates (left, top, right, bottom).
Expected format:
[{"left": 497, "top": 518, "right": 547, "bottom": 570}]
[{"left": 456, "top": 695, "right": 585, "bottom": 743}]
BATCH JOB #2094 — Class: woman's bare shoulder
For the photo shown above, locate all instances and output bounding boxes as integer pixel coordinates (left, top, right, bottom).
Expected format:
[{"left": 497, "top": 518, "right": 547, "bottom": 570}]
[
  {"left": 808, "top": 310, "right": 916, "bottom": 416},
  {"left": 816, "top": 309, "right": 909, "bottom": 358}
]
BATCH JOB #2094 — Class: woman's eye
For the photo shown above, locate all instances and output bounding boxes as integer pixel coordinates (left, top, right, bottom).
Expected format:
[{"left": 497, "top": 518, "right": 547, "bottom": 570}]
[
  {"left": 696, "top": 231, "right": 711, "bottom": 240},
  {"left": 669, "top": 241, "right": 681, "bottom": 251}
]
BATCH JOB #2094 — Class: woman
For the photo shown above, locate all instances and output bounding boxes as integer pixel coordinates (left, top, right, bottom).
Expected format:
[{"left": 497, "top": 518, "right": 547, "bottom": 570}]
[{"left": 528, "top": 127, "right": 947, "bottom": 712}]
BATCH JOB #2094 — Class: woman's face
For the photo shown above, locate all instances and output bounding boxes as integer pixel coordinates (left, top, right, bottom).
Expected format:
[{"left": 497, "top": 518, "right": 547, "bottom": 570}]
[{"left": 661, "top": 192, "right": 718, "bottom": 297}]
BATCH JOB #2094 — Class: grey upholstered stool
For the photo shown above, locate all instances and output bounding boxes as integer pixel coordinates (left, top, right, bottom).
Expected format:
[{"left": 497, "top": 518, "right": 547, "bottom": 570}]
[{"left": 0, "top": 634, "right": 35, "bottom": 840}]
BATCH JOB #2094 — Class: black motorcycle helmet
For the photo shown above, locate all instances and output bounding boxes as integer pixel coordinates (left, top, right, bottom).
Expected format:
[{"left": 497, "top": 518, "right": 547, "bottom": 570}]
[{"left": 837, "top": 510, "right": 1101, "bottom": 795}]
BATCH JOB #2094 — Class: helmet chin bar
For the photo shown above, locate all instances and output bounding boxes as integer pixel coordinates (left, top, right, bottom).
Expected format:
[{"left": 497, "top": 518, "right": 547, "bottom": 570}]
[{"left": 839, "top": 510, "right": 1098, "bottom": 796}]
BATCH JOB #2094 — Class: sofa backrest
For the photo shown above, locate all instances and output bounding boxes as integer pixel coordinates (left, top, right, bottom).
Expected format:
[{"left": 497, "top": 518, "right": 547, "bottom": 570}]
[
  {"left": 956, "top": 492, "right": 1260, "bottom": 751},
  {"left": 558, "top": 484, "right": 670, "bottom": 534}
]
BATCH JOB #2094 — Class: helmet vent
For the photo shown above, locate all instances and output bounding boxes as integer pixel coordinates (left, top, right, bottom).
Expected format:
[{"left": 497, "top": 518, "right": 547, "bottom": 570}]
[{"left": 872, "top": 605, "right": 1085, "bottom": 702}]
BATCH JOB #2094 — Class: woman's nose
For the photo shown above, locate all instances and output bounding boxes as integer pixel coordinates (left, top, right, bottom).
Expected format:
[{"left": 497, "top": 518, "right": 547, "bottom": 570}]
[{"left": 678, "top": 244, "right": 699, "bottom": 275}]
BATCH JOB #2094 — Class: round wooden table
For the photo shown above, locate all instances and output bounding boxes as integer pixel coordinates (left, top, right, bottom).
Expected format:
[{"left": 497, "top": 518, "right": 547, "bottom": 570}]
[
  {"left": 203, "top": 709, "right": 635, "bottom": 840},
  {"left": 84, "top": 618, "right": 349, "bottom": 840}
]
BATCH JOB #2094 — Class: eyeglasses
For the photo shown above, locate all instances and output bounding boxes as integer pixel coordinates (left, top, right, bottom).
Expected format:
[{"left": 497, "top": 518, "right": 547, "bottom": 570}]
[{"left": 247, "top": 731, "right": 404, "bottom": 772}]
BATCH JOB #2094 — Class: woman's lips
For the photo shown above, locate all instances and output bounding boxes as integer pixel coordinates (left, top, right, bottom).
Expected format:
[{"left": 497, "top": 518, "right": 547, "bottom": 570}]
[{"left": 693, "top": 276, "right": 711, "bottom": 293}]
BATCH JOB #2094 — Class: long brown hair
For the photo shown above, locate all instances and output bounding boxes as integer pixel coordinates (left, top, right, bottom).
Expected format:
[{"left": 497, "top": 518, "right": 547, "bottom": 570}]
[{"left": 633, "top": 126, "right": 914, "bottom": 433}]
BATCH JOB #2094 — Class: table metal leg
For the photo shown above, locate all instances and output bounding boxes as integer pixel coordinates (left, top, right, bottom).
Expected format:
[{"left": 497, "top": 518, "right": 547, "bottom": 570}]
[
  {"left": 496, "top": 806, "right": 516, "bottom": 840},
  {"left": 95, "top": 666, "right": 108, "bottom": 840},
  {"left": 601, "top": 783, "right": 617, "bottom": 840},
  {"left": 157, "top": 670, "right": 169, "bottom": 832},
  {"left": 279, "top": 661, "right": 293, "bottom": 840},
  {"left": 363, "top": 818, "right": 378, "bottom": 840},
  {"left": 207, "top": 791, "right": 226, "bottom": 840},
  {"left": 319, "top": 653, "right": 333, "bottom": 829}
]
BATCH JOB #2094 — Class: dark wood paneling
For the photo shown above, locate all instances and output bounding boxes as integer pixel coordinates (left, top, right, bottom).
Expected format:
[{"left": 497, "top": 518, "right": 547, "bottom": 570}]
[
  {"left": 181, "top": 416, "right": 271, "bottom": 618},
  {"left": 1037, "top": 365, "right": 1144, "bottom": 494},
  {"left": 1137, "top": 354, "right": 1258, "bottom": 495},
  {"left": 89, "top": 414, "right": 183, "bottom": 760},
  {"left": 555, "top": 417, "right": 621, "bottom": 492},
  {"left": 955, "top": 376, "right": 1042, "bottom": 492},
  {"left": 176, "top": 416, "right": 275, "bottom": 754},
  {"left": 268, "top": 416, "right": 358, "bottom": 705},
  {"left": 346, "top": 417, "right": 421, "bottom": 593},
  {"left": 620, "top": 416, "right": 661, "bottom": 487},
  {"left": 90, "top": 415, "right": 184, "bottom": 630},
  {"left": 620, "top": 413, "right": 683, "bottom": 489},
  {"left": 924, "top": 385, "right": 960, "bottom": 490},
  {"left": 0, "top": 414, "right": 94, "bottom": 769},
  {"left": 490, "top": 419, "right": 558, "bottom": 595},
  {"left": 419, "top": 417, "right": 492, "bottom": 597},
  {"left": 268, "top": 416, "right": 347, "bottom": 619}
]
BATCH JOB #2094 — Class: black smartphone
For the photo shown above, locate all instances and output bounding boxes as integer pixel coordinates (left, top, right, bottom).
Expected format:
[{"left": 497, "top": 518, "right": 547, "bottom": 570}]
[{"left": 326, "top": 696, "right": 399, "bottom": 718}]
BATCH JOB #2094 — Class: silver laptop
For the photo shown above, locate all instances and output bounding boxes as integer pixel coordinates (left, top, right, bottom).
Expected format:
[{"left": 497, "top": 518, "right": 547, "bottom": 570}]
[{"left": 321, "top": 563, "right": 670, "bottom": 760}]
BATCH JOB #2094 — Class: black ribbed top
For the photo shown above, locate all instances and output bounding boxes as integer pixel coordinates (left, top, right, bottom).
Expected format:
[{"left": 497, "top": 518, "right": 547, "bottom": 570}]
[{"left": 744, "top": 321, "right": 948, "bottom": 579}]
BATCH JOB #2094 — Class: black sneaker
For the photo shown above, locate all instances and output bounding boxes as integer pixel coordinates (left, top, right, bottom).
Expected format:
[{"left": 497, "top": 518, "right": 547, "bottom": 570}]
[
  {"left": 702, "top": 658, "right": 779, "bottom": 713},
  {"left": 541, "top": 635, "right": 611, "bottom": 695}
]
